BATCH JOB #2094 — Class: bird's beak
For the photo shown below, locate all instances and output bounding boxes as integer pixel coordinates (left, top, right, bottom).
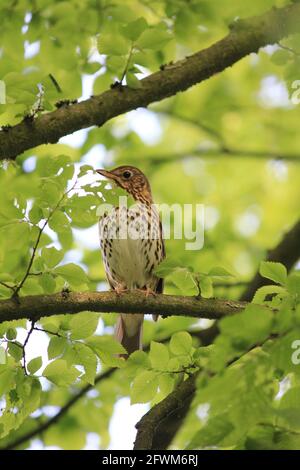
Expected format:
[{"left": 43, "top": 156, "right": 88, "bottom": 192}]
[{"left": 96, "top": 169, "right": 118, "bottom": 182}]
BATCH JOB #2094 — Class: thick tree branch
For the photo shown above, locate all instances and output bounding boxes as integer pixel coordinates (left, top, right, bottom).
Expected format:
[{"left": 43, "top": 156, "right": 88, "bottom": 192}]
[
  {"left": 133, "top": 334, "right": 278, "bottom": 450},
  {"left": 146, "top": 219, "right": 300, "bottom": 449},
  {"left": 1, "top": 3, "right": 300, "bottom": 160},
  {"left": 0, "top": 291, "right": 247, "bottom": 324}
]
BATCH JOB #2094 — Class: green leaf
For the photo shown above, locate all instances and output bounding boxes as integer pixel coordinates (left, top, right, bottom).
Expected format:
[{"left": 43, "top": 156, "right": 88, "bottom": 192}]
[
  {"left": 42, "top": 247, "right": 64, "bottom": 268},
  {"left": 149, "top": 341, "right": 169, "bottom": 370},
  {"left": 252, "top": 285, "right": 286, "bottom": 304},
  {"left": 126, "top": 72, "right": 142, "bottom": 89},
  {"left": 208, "top": 266, "right": 234, "bottom": 277},
  {"left": 170, "top": 332, "right": 193, "bottom": 356},
  {"left": 219, "top": 304, "right": 273, "bottom": 350},
  {"left": 137, "top": 24, "right": 171, "bottom": 50},
  {"left": 6, "top": 328, "right": 17, "bottom": 340},
  {"left": 130, "top": 370, "right": 158, "bottom": 404},
  {"left": 98, "top": 31, "right": 129, "bottom": 56},
  {"left": 43, "top": 359, "right": 80, "bottom": 386},
  {"left": 126, "top": 350, "right": 151, "bottom": 376},
  {"left": 28, "top": 205, "right": 43, "bottom": 224},
  {"left": 38, "top": 272, "right": 56, "bottom": 293},
  {"left": 86, "top": 335, "right": 126, "bottom": 355},
  {"left": 70, "top": 313, "right": 99, "bottom": 340},
  {"left": 287, "top": 272, "right": 300, "bottom": 295},
  {"left": 122, "top": 17, "right": 148, "bottom": 41},
  {"left": 259, "top": 261, "right": 287, "bottom": 286},
  {"left": 53, "top": 263, "right": 88, "bottom": 287},
  {"left": 48, "top": 336, "right": 67, "bottom": 360},
  {"left": 187, "top": 415, "right": 234, "bottom": 449},
  {"left": 199, "top": 276, "right": 213, "bottom": 298},
  {"left": 271, "top": 49, "right": 290, "bottom": 66},
  {"left": 158, "top": 374, "right": 174, "bottom": 396},
  {"left": 48, "top": 211, "right": 70, "bottom": 233},
  {"left": 27, "top": 356, "right": 42, "bottom": 374},
  {"left": 8, "top": 342, "right": 23, "bottom": 361},
  {"left": 0, "top": 347, "right": 6, "bottom": 365},
  {"left": 0, "top": 368, "right": 16, "bottom": 396},
  {"left": 72, "top": 343, "right": 97, "bottom": 385},
  {"left": 82, "top": 62, "right": 101, "bottom": 75}
]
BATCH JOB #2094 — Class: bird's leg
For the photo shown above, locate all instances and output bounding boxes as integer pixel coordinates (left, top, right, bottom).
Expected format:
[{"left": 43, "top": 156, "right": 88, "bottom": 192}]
[
  {"left": 114, "top": 285, "right": 128, "bottom": 296},
  {"left": 136, "top": 286, "right": 157, "bottom": 297}
]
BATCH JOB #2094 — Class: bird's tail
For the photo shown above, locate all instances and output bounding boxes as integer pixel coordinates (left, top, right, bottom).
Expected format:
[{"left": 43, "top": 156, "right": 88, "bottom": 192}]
[{"left": 115, "top": 313, "right": 144, "bottom": 359}]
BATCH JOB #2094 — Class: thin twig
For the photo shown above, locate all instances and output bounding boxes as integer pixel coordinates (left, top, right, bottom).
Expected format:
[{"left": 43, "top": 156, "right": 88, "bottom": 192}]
[
  {"left": 0, "top": 281, "right": 16, "bottom": 291},
  {"left": 22, "top": 320, "right": 36, "bottom": 375},
  {"left": 33, "top": 326, "right": 63, "bottom": 338},
  {"left": 278, "top": 42, "right": 300, "bottom": 57},
  {"left": 120, "top": 42, "right": 135, "bottom": 84}
]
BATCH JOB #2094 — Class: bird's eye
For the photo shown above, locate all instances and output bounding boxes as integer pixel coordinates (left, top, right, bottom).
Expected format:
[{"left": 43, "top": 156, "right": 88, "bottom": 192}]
[{"left": 123, "top": 170, "right": 132, "bottom": 179}]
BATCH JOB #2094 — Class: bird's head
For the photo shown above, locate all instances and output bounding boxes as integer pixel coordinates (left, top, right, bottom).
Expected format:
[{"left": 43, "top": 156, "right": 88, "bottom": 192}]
[{"left": 96, "top": 165, "right": 152, "bottom": 204}]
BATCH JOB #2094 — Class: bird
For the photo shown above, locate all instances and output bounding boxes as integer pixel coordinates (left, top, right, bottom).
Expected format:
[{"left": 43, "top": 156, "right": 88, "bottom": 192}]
[{"left": 96, "top": 165, "right": 165, "bottom": 358}]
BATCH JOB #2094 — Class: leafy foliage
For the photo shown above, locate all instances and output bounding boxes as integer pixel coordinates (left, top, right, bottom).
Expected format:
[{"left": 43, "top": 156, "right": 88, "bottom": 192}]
[{"left": 0, "top": 0, "right": 300, "bottom": 451}]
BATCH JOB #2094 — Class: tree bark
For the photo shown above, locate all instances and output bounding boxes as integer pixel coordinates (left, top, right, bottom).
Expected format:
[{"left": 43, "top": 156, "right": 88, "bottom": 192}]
[
  {"left": 0, "top": 3, "right": 300, "bottom": 160},
  {"left": 0, "top": 291, "right": 247, "bottom": 324}
]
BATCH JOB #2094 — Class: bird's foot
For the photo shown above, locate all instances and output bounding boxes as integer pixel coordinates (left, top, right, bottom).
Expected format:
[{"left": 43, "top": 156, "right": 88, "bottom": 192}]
[
  {"left": 114, "top": 286, "right": 128, "bottom": 296},
  {"left": 137, "top": 287, "right": 157, "bottom": 298}
]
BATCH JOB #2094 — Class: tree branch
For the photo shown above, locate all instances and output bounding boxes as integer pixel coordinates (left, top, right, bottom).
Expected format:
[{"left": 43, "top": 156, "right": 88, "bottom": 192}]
[
  {"left": 133, "top": 334, "right": 277, "bottom": 450},
  {"left": 134, "top": 374, "right": 197, "bottom": 450},
  {"left": 0, "top": 291, "right": 247, "bottom": 325},
  {"left": 0, "top": 325, "right": 218, "bottom": 450},
  {"left": 0, "top": 367, "right": 114, "bottom": 450},
  {"left": 134, "top": 147, "right": 300, "bottom": 165},
  {"left": 145, "top": 218, "right": 300, "bottom": 449},
  {"left": 1, "top": 2, "right": 300, "bottom": 160}
]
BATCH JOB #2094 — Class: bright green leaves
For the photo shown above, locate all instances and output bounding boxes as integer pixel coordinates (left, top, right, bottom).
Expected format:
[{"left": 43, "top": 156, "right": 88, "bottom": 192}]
[
  {"left": 48, "top": 336, "right": 67, "bottom": 360},
  {"left": 86, "top": 336, "right": 126, "bottom": 367},
  {"left": 131, "top": 370, "right": 158, "bottom": 404},
  {"left": 260, "top": 261, "right": 287, "bottom": 286},
  {"left": 71, "top": 343, "right": 97, "bottom": 385},
  {"left": 170, "top": 331, "right": 193, "bottom": 356},
  {"left": 122, "top": 17, "right": 148, "bottom": 42},
  {"left": 41, "top": 247, "right": 64, "bottom": 269},
  {"left": 271, "top": 49, "right": 291, "bottom": 67},
  {"left": 125, "top": 72, "right": 142, "bottom": 90},
  {"left": 27, "top": 356, "right": 43, "bottom": 375},
  {"left": 129, "top": 332, "right": 196, "bottom": 404},
  {"left": 220, "top": 304, "right": 273, "bottom": 348},
  {"left": 0, "top": 366, "right": 16, "bottom": 397},
  {"left": 96, "top": 15, "right": 172, "bottom": 90},
  {"left": 187, "top": 414, "right": 234, "bottom": 450},
  {"left": 0, "top": 367, "right": 42, "bottom": 440},
  {"left": 69, "top": 313, "right": 99, "bottom": 340},
  {"left": 48, "top": 210, "right": 70, "bottom": 233},
  {"left": 136, "top": 23, "right": 171, "bottom": 50},
  {"left": 43, "top": 359, "right": 80, "bottom": 387},
  {"left": 256, "top": 261, "right": 299, "bottom": 309},
  {"left": 155, "top": 258, "right": 234, "bottom": 298},
  {"left": 149, "top": 341, "right": 169, "bottom": 370}
]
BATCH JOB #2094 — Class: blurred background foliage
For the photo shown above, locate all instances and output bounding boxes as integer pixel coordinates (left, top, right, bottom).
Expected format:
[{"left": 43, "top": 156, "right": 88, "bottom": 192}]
[{"left": 0, "top": 0, "right": 300, "bottom": 450}]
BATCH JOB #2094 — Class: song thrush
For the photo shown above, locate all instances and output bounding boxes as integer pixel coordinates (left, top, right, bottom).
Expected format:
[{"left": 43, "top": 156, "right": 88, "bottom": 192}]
[{"left": 96, "top": 166, "right": 165, "bottom": 358}]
